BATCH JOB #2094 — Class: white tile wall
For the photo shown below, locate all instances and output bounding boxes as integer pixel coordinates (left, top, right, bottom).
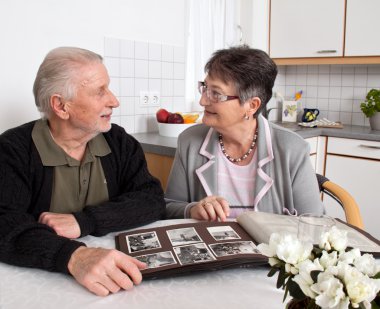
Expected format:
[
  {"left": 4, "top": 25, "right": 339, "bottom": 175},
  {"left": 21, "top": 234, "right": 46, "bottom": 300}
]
[
  {"left": 104, "top": 37, "right": 185, "bottom": 133},
  {"left": 267, "top": 64, "right": 380, "bottom": 126}
]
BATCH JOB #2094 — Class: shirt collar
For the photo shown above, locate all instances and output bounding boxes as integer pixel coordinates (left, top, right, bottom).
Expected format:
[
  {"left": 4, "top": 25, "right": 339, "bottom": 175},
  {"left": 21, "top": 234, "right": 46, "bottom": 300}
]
[{"left": 32, "top": 119, "right": 111, "bottom": 166}]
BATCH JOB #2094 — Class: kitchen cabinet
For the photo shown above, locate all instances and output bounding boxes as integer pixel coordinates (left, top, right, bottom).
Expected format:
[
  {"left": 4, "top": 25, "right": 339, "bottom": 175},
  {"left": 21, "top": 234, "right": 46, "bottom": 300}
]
[
  {"left": 345, "top": 0, "right": 380, "bottom": 56},
  {"left": 323, "top": 137, "right": 380, "bottom": 239},
  {"left": 269, "top": 0, "right": 380, "bottom": 64},
  {"left": 144, "top": 152, "right": 174, "bottom": 191},
  {"left": 270, "top": 0, "right": 345, "bottom": 59}
]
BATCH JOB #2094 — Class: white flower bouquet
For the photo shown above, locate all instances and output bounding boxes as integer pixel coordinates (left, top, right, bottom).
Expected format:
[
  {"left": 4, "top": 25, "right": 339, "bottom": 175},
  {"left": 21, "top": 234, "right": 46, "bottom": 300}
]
[{"left": 257, "top": 226, "right": 380, "bottom": 309}]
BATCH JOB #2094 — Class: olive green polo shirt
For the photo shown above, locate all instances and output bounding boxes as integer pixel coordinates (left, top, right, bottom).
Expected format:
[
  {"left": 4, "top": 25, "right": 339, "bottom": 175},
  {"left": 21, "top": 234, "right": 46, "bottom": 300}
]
[{"left": 32, "top": 119, "right": 110, "bottom": 213}]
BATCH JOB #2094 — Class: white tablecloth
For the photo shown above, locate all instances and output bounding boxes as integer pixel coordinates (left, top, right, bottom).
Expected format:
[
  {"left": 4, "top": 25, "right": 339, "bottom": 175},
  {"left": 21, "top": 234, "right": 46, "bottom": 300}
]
[{"left": 0, "top": 219, "right": 285, "bottom": 309}]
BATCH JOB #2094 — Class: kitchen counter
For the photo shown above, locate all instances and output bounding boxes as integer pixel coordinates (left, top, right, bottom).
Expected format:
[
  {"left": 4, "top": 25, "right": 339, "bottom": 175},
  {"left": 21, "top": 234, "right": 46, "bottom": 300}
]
[{"left": 132, "top": 123, "right": 380, "bottom": 157}]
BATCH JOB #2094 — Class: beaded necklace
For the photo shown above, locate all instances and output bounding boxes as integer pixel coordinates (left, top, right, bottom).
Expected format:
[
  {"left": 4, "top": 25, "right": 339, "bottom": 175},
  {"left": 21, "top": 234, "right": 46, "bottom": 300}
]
[{"left": 218, "top": 129, "right": 258, "bottom": 163}]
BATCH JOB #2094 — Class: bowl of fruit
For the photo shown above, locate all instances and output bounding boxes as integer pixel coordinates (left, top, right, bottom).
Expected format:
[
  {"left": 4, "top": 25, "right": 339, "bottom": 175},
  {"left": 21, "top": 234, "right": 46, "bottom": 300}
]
[{"left": 156, "top": 108, "right": 201, "bottom": 137}]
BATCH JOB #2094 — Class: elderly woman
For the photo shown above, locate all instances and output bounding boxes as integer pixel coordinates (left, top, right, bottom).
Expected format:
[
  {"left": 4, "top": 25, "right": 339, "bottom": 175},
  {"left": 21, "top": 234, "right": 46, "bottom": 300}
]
[{"left": 166, "top": 45, "right": 323, "bottom": 221}]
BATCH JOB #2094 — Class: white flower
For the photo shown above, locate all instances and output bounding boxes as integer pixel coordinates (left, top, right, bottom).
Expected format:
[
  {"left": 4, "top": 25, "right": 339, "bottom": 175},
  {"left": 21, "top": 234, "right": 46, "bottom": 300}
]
[
  {"left": 257, "top": 233, "right": 282, "bottom": 258},
  {"left": 353, "top": 253, "right": 380, "bottom": 277},
  {"left": 330, "top": 262, "right": 380, "bottom": 307},
  {"left": 268, "top": 257, "right": 280, "bottom": 267},
  {"left": 257, "top": 233, "right": 313, "bottom": 272},
  {"left": 311, "top": 272, "right": 350, "bottom": 309},
  {"left": 333, "top": 261, "right": 362, "bottom": 283},
  {"left": 319, "top": 250, "right": 338, "bottom": 270},
  {"left": 345, "top": 275, "right": 380, "bottom": 307},
  {"left": 338, "top": 248, "right": 361, "bottom": 265},
  {"left": 275, "top": 234, "right": 312, "bottom": 266},
  {"left": 259, "top": 229, "right": 380, "bottom": 309},
  {"left": 319, "top": 226, "right": 348, "bottom": 252},
  {"left": 293, "top": 259, "right": 324, "bottom": 299}
]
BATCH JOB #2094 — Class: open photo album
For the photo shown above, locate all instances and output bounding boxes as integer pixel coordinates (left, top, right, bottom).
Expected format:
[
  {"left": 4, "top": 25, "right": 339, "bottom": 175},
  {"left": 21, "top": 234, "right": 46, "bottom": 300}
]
[{"left": 115, "top": 212, "right": 380, "bottom": 279}]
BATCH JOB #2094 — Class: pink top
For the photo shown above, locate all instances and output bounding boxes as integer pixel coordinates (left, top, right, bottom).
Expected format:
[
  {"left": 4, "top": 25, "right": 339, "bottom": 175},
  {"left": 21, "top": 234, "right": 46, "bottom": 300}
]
[{"left": 216, "top": 145, "right": 258, "bottom": 218}]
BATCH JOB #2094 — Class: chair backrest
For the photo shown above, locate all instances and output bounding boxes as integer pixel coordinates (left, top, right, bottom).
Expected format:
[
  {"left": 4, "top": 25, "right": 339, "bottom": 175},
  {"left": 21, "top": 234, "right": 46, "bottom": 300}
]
[{"left": 316, "top": 174, "right": 364, "bottom": 229}]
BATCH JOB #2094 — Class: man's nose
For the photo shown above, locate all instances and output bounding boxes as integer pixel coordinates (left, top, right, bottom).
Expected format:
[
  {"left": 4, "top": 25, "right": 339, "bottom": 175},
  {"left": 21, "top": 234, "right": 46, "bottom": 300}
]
[{"left": 108, "top": 90, "right": 120, "bottom": 107}]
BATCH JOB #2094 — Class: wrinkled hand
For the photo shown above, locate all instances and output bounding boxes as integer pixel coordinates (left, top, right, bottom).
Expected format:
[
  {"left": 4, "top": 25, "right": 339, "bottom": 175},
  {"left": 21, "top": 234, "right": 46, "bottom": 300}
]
[
  {"left": 38, "top": 212, "right": 81, "bottom": 239},
  {"left": 68, "top": 247, "right": 146, "bottom": 296},
  {"left": 190, "top": 196, "right": 230, "bottom": 222}
]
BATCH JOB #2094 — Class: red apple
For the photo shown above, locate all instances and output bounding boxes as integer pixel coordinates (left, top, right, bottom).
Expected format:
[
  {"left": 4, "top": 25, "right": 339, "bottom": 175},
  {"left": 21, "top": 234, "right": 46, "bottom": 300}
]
[
  {"left": 167, "top": 113, "right": 184, "bottom": 124},
  {"left": 156, "top": 108, "right": 171, "bottom": 123}
]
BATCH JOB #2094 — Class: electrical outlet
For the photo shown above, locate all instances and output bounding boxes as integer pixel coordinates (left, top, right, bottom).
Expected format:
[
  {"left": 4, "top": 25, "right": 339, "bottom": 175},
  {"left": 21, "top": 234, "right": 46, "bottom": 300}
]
[
  {"left": 149, "top": 91, "right": 160, "bottom": 106},
  {"left": 139, "top": 91, "right": 150, "bottom": 106}
]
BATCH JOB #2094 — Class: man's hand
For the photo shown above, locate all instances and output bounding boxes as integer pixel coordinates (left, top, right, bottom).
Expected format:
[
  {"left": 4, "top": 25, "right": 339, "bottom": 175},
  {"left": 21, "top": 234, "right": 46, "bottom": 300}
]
[
  {"left": 190, "top": 196, "right": 230, "bottom": 222},
  {"left": 38, "top": 212, "right": 81, "bottom": 239},
  {"left": 68, "top": 247, "right": 146, "bottom": 296}
]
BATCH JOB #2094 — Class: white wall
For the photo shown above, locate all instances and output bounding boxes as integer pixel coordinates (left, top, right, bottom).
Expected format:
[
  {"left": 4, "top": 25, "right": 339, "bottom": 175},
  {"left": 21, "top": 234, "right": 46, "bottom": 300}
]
[{"left": 0, "top": 0, "right": 185, "bottom": 133}]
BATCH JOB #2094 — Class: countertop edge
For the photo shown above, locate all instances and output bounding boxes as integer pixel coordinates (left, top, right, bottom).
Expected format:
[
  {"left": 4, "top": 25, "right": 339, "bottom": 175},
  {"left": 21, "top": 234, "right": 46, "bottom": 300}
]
[{"left": 132, "top": 124, "right": 380, "bottom": 157}]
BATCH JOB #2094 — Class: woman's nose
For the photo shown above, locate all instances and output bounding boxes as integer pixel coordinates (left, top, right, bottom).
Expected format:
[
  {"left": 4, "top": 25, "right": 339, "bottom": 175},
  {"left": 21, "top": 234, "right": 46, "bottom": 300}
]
[{"left": 199, "top": 94, "right": 210, "bottom": 107}]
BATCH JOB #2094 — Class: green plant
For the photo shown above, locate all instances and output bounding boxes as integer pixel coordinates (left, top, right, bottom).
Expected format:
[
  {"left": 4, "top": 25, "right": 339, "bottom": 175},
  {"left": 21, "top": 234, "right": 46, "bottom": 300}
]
[{"left": 360, "top": 88, "right": 380, "bottom": 117}]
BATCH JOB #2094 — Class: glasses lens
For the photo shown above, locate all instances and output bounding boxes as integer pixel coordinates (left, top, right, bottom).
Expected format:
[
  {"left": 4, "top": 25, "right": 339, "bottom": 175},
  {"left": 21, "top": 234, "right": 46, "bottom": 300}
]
[{"left": 198, "top": 81, "right": 205, "bottom": 95}]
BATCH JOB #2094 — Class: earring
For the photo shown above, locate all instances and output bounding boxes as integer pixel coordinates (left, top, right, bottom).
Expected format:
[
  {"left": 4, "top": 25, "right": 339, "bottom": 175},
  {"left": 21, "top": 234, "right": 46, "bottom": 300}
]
[{"left": 244, "top": 112, "right": 250, "bottom": 120}]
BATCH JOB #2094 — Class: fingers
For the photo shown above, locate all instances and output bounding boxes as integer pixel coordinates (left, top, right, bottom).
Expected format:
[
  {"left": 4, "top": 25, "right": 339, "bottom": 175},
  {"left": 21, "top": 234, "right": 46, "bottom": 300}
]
[
  {"left": 68, "top": 247, "right": 145, "bottom": 297},
  {"left": 115, "top": 256, "right": 145, "bottom": 286},
  {"left": 191, "top": 196, "right": 230, "bottom": 222}
]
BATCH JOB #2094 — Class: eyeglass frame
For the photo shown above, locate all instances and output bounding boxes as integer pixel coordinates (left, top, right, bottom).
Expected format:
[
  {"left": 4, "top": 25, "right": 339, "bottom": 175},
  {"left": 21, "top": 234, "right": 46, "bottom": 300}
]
[{"left": 198, "top": 81, "right": 240, "bottom": 103}]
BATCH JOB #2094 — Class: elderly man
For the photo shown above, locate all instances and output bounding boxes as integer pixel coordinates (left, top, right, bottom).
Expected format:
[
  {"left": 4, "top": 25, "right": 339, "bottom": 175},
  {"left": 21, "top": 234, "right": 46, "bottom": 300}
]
[{"left": 0, "top": 47, "right": 165, "bottom": 296}]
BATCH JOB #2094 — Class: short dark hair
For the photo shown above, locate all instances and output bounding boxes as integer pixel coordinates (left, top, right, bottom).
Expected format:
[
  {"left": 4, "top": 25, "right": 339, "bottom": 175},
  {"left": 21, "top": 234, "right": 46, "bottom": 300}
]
[{"left": 204, "top": 45, "right": 277, "bottom": 115}]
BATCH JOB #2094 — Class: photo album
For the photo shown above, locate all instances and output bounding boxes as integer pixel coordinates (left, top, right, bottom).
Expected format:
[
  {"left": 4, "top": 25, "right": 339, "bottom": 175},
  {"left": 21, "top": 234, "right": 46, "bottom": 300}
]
[{"left": 115, "top": 212, "right": 380, "bottom": 279}]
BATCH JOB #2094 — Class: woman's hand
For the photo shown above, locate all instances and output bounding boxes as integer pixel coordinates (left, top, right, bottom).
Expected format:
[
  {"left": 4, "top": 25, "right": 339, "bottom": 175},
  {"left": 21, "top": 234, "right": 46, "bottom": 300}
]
[{"left": 190, "top": 196, "right": 230, "bottom": 222}]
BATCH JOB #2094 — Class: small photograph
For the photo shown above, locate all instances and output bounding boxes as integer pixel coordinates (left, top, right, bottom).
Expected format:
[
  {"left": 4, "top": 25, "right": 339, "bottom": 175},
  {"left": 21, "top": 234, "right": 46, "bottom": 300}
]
[
  {"left": 166, "top": 227, "right": 202, "bottom": 246},
  {"left": 173, "top": 243, "right": 216, "bottom": 265},
  {"left": 126, "top": 231, "right": 161, "bottom": 253},
  {"left": 135, "top": 251, "right": 177, "bottom": 269},
  {"left": 207, "top": 225, "right": 241, "bottom": 241},
  {"left": 209, "top": 241, "right": 259, "bottom": 257}
]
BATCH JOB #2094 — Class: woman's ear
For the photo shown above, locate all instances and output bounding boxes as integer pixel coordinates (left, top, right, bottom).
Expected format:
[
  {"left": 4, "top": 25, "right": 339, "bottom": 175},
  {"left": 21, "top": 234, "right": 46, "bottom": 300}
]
[
  {"left": 245, "top": 97, "right": 261, "bottom": 118},
  {"left": 50, "top": 95, "right": 69, "bottom": 120}
]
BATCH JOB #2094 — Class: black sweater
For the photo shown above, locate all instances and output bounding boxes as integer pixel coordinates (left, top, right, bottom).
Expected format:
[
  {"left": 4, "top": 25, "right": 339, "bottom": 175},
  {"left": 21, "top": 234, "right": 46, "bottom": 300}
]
[{"left": 0, "top": 121, "right": 165, "bottom": 274}]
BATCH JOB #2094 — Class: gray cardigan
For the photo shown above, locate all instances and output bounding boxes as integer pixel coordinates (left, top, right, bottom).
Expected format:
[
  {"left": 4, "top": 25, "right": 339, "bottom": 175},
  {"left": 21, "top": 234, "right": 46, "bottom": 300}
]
[{"left": 165, "top": 115, "right": 324, "bottom": 218}]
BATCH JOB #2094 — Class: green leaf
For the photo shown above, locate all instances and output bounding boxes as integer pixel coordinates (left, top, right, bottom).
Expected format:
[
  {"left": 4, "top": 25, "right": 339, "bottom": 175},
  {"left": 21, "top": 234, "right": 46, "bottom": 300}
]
[
  {"left": 373, "top": 294, "right": 380, "bottom": 308},
  {"left": 310, "top": 270, "right": 322, "bottom": 282},
  {"left": 277, "top": 267, "right": 287, "bottom": 289},
  {"left": 267, "top": 267, "right": 279, "bottom": 277},
  {"left": 288, "top": 278, "right": 307, "bottom": 300},
  {"left": 360, "top": 88, "right": 380, "bottom": 117},
  {"left": 306, "top": 299, "right": 318, "bottom": 309},
  {"left": 283, "top": 283, "right": 289, "bottom": 302}
]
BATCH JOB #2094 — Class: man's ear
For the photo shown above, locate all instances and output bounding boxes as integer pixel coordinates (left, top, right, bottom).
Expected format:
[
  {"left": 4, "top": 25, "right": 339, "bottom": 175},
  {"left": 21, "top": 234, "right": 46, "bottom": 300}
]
[
  {"left": 245, "top": 97, "right": 261, "bottom": 118},
  {"left": 50, "top": 95, "right": 69, "bottom": 120}
]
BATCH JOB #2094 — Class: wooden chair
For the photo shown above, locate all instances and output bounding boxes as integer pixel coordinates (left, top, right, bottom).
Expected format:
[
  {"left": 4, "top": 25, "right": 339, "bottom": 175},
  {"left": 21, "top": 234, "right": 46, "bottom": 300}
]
[{"left": 316, "top": 174, "right": 364, "bottom": 229}]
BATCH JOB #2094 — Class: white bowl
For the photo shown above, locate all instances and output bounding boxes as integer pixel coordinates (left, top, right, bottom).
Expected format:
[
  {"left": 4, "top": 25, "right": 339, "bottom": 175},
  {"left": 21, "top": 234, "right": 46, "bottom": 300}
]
[{"left": 158, "top": 122, "right": 199, "bottom": 137}]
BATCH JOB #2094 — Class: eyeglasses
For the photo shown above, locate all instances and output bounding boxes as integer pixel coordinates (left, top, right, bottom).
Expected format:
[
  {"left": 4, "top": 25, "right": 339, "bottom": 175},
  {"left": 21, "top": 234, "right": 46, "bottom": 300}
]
[{"left": 198, "top": 81, "right": 239, "bottom": 103}]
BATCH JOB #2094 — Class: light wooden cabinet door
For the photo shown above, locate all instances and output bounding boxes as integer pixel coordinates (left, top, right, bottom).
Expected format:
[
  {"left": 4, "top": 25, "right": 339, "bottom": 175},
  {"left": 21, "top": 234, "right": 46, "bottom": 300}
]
[
  {"left": 144, "top": 152, "right": 174, "bottom": 191},
  {"left": 324, "top": 137, "right": 380, "bottom": 239},
  {"left": 270, "top": 0, "right": 345, "bottom": 58},
  {"left": 345, "top": 0, "right": 380, "bottom": 56}
]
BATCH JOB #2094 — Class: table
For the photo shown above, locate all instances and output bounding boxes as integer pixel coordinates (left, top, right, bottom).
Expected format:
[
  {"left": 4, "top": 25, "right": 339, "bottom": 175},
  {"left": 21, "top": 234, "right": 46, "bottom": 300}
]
[{"left": 0, "top": 219, "right": 285, "bottom": 309}]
